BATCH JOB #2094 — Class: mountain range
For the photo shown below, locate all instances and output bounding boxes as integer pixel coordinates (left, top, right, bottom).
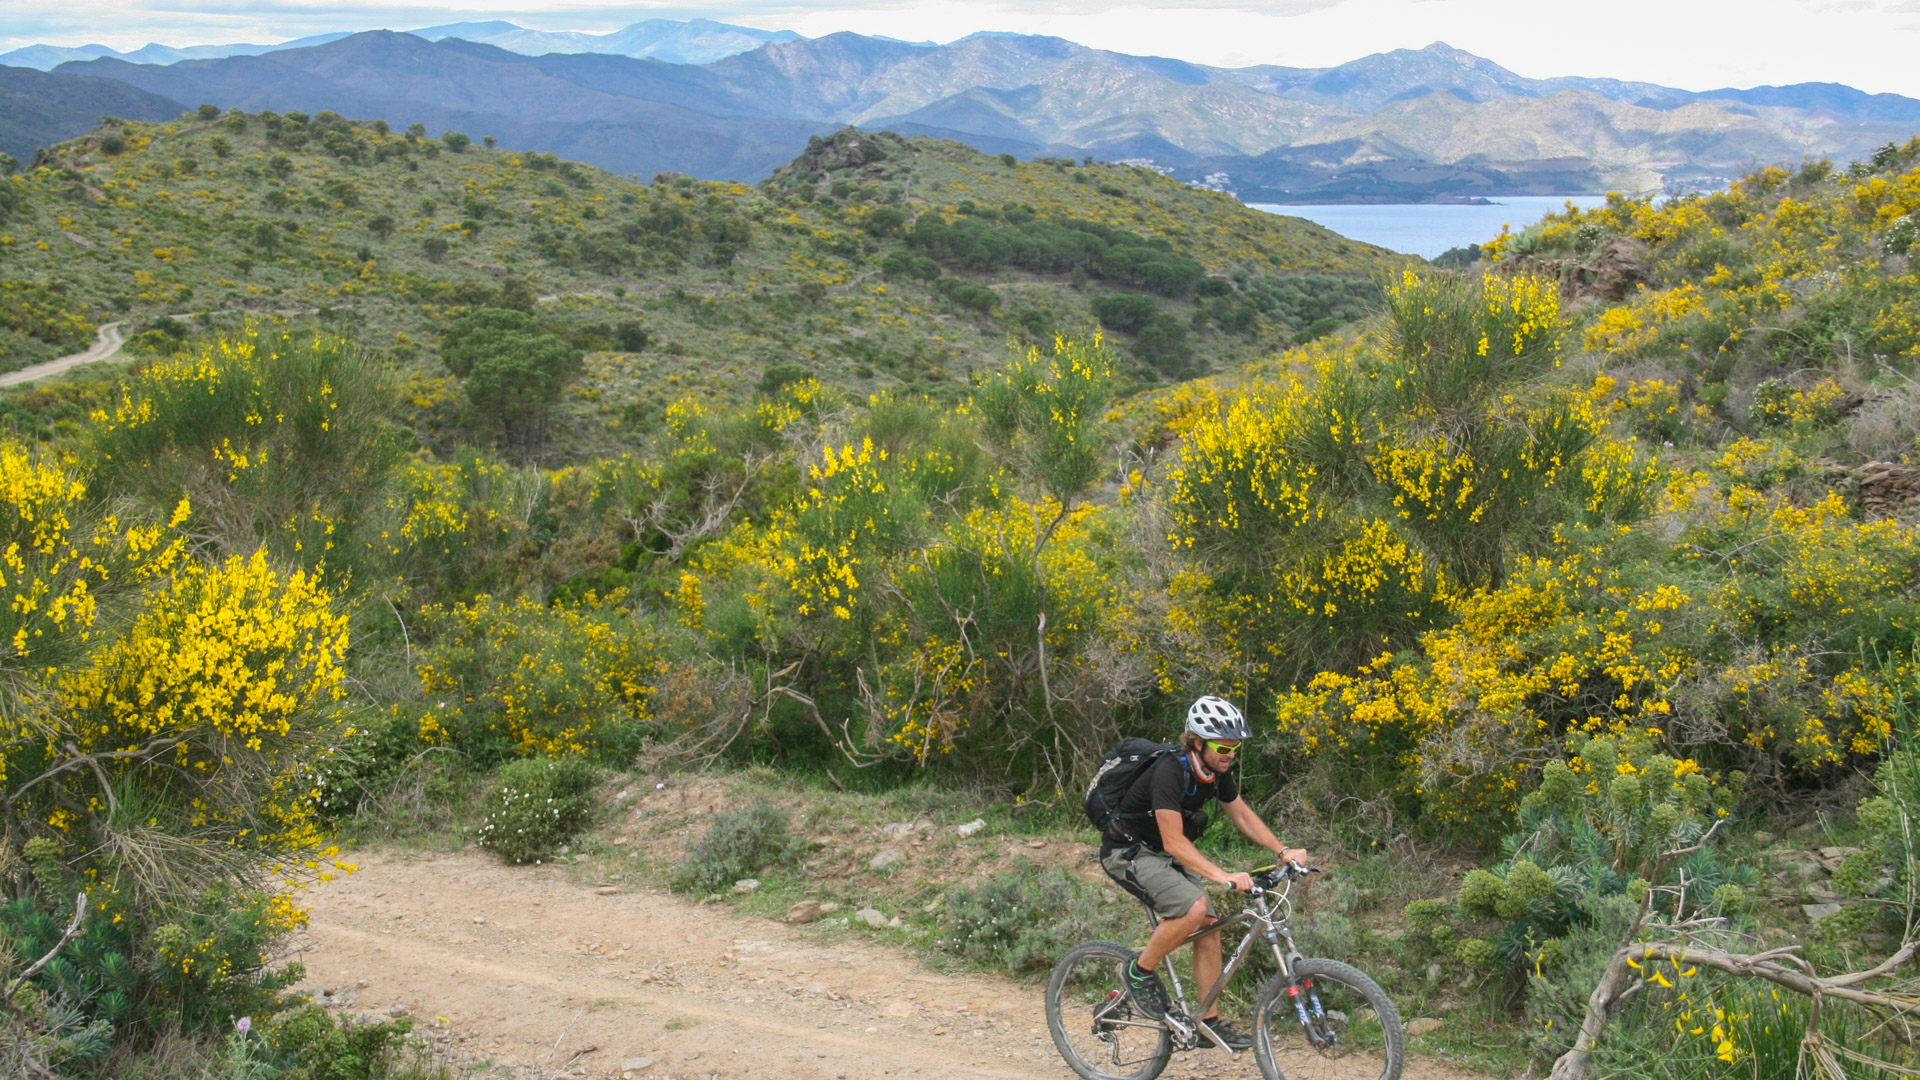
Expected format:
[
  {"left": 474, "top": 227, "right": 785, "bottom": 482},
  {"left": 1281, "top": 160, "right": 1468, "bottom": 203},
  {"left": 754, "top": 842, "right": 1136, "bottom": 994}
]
[
  {"left": 14, "top": 27, "right": 1920, "bottom": 200},
  {"left": 0, "top": 18, "right": 797, "bottom": 71}
]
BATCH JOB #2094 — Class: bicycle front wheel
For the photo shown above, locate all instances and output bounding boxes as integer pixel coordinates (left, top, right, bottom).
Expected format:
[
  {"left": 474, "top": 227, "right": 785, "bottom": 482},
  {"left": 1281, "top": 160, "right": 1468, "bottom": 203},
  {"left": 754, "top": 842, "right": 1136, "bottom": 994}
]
[
  {"left": 1045, "top": 940, "right": 1173, "bottom": 1080},
  {"left": 1253, "top": 957, "right": 1404, "bottom": 1080}
]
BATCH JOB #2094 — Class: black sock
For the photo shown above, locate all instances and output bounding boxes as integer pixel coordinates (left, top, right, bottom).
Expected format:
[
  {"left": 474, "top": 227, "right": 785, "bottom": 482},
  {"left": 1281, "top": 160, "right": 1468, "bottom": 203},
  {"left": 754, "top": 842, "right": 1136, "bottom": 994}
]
[{"left": 1130, "top": 959, "right": 1156, "bottom": 976}]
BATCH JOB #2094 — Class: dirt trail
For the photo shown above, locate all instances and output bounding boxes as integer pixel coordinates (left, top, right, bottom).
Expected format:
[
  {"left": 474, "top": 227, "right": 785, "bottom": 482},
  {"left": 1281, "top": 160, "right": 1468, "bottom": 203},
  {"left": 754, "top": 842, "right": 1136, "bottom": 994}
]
[
  {"left": 293, "top": 852, "right": 1490, "bottom": 1080},
  {"left": 0, "top": 322, "right": 127, "bottom": 387}
]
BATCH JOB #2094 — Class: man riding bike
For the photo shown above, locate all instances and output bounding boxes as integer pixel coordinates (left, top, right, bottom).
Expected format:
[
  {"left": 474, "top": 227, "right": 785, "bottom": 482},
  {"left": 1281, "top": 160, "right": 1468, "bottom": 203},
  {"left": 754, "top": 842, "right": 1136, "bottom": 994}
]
[{"left": 1099, "top": 696, "right": 1310, "bottom": 1051}]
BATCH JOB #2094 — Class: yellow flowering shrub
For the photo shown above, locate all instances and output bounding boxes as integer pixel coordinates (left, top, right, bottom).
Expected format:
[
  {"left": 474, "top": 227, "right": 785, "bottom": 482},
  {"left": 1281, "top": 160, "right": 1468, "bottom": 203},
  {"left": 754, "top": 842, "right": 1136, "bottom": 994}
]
[
  {"left": 884, "top": 498, "right": 1127, "bottom": 763},
  {"left": 89, "top": 325, "right": 403, "bottom": 566},
  {"left": 1159, "top": 272, "right": 1642, "bottom": 696},
  {"left": 1748, "top": 376, "right": 1848, "bottom": 432},
  {"left": 416, "top": 591, "right": 661, "bottom": 759},
  {"left": 1583, "top": 284, "right": 1706, "bottom": 355},
  {"left": 0, "top": 441, "right": 189, "bottom": 687},
  {"left": 1609, "top": 379, "right": 1688, "bottom": 444},
  {"left": 1275, "top": 480, "right": 1920, "bottom": 827}
]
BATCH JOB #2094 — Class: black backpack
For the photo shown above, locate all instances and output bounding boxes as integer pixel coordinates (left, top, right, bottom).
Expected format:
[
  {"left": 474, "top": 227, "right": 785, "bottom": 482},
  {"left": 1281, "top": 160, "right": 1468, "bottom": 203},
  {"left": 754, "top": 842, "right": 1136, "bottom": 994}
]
[{"left": 1084, "top": 738, "right": 1178, "bottom": 840}]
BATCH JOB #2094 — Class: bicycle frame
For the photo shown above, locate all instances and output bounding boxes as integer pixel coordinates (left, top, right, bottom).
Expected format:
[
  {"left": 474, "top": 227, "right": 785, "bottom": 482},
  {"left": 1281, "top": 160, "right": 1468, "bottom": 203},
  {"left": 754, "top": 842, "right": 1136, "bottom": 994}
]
[{"left": 1096, "top": 873, "right": 1309, "bottom": 1051}]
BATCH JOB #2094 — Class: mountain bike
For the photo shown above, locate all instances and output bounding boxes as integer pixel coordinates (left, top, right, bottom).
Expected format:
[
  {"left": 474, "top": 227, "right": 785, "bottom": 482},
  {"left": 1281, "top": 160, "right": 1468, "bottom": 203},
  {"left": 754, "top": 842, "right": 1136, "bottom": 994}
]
[{"left": 1045, "top": 862, "right": 1404, "bottom": 1080}]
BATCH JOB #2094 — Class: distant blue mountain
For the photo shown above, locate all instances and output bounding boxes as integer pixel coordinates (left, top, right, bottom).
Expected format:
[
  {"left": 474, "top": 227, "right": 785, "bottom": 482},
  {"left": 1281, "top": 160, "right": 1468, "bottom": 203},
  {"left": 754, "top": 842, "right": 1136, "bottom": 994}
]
[
  {"left": 1, "top": 18, "right": 802, "bottom": 72},
  {"left": 0, "top": 33, "right": 349, "bottom": 70}
]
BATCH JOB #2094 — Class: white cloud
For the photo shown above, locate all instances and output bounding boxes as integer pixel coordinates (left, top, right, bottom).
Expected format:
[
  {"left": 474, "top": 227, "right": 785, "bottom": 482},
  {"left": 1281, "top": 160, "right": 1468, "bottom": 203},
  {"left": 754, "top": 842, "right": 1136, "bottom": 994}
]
[{"left": 3, "top": 0, "right": 1919, "bottom": 97}]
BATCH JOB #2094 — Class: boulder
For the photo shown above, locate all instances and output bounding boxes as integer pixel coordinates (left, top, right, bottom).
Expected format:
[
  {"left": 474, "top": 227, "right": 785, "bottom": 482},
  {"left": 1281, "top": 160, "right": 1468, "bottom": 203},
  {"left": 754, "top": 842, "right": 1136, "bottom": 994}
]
[
  {"left": 1803, "top": 902, "right": 1845, "bottom": 924},
  {"left": 957, "top": 818, "right": 987, "bottom": 838},
  {"left": 869, "top": 849, "right": 904, "bottom": 870},
  {"left": 857, "top": 907, "right": 888, "bottom": 928},
  {"left": 784, "top": 900, "right": 824, "bottom": 923},
  {"left": 1406, "top": 1017, "right": 1443, "bottom": 1035}
]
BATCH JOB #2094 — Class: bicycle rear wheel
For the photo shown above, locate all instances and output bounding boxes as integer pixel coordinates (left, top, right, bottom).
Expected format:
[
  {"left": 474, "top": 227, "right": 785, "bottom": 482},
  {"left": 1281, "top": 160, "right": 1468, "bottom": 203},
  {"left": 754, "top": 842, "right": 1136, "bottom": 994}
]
[
  {"left": 1045, "top": 941, "right": 1173, "bottom": 1080},
  {"left": 1253, "top": 957, "right": 1404, "bottom": 1080}
]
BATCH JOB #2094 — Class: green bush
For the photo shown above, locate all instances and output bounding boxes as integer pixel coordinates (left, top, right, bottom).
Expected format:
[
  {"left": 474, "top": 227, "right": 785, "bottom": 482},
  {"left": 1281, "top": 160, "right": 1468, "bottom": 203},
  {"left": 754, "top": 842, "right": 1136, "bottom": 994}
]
[
  {"left": 474, "top": 757, "right": 601, "bottom": 864},
  {"left": 671, "top": 801, "right": 798, "bottom": 894},
  {"left": 267, "top": 1006, "right": 415, "bottom": 1080},
  {"left": 0, "top": 872, "right": 304, "bottom": 1066},
  {"left": 938, "top": 859, "right": 1136, "bottom": 974},
  {"left": 1091, "top": 293, "right": 1157, "bottom": 333},
  {"left": 89, "top": 325, "right": 404, "bottom": 567},
  {"left": 438, "top": 307, "right": 585, "bottom": 449}
]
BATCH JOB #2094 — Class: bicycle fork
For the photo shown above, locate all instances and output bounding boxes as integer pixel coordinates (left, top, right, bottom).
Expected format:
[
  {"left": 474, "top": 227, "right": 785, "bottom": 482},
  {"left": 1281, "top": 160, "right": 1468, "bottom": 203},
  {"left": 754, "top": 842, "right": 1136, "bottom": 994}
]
[{"left": 1271, "top": 937, "right": 1336, "bottom": 1051}]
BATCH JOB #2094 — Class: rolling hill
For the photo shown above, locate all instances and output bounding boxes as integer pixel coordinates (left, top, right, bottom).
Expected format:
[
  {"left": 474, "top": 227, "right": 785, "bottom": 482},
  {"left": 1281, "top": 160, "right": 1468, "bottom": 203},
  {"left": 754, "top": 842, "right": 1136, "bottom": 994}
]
[
  {"left": 0, "top": 65, "right": 184, "bottom": 163},
  {"left": 0, "top": 112, "right": 1398, "bottom": 455}
]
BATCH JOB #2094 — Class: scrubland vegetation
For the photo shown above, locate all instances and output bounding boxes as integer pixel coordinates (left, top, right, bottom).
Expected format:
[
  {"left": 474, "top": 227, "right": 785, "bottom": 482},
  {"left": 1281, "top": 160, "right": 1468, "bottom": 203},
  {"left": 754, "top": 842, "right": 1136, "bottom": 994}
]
[
  {"left": 0, "top": 113, "right": 1388, "bottom": 460},
  {"left": 3, "top": 107, "right": 1920, "bottom": 1079}
]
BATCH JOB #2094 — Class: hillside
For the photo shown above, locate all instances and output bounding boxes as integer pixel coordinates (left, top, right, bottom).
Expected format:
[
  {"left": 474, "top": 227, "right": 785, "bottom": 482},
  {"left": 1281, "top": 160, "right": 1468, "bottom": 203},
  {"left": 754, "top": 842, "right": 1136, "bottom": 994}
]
[
  {"left": 45, "top": 33, "right": 1920, "bottom": 199},
  {"left": 0, "top": 65, "right": 184, "bottom": 163},
  {"left": 0, "top": 111, "right": 1396, "bottom": 455},
  {"left": 5, "top": 65, "right": 1920, "bottom": 1080}
]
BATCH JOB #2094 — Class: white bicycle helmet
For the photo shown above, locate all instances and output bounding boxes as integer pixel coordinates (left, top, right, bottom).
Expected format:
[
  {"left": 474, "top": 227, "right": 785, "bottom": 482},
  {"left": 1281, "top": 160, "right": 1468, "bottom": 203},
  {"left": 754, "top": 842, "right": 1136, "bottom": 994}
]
[{"left": 1185, "top": 695, "right": 1252, "bottom": 741}]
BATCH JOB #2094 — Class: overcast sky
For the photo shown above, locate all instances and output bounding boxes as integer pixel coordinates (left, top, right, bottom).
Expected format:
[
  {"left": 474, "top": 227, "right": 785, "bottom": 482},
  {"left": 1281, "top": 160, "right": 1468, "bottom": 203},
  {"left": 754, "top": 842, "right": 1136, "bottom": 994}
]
[{"left": 6, "top": 0, "right": 1920, "bottom": 98}]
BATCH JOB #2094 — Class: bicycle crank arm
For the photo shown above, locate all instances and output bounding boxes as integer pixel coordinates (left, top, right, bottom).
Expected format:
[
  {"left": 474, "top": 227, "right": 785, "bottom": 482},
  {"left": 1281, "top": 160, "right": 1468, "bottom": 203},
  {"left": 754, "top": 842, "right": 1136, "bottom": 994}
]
[{"left": 1193, "top": 1017, "right": 1239, "bottom": 1055}]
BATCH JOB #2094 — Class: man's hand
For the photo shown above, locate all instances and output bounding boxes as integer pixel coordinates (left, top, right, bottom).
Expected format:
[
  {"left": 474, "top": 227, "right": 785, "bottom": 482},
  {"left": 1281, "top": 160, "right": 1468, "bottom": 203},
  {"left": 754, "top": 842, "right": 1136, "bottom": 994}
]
[
  {"left": 1280, "top": 848, "right": 1311, "bottom": 867},
  {"left": 1222, "top": 871, "right": 1256, "bottom": 893}
]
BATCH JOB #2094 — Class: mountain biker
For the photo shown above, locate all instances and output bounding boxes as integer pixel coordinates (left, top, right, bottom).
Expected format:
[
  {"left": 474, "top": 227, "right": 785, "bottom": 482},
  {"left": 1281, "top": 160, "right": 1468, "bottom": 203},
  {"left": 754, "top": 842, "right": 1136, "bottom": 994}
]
[{"left": 1099, "top": 695, "right": 1310, "bottom": 1051}]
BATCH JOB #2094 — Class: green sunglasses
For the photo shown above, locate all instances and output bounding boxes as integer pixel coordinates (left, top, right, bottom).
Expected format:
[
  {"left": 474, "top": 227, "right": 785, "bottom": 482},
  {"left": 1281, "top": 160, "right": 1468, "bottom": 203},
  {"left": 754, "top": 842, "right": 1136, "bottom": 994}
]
[{"left": 1204, "top": 740, "right": 1241, "bottom": 756}]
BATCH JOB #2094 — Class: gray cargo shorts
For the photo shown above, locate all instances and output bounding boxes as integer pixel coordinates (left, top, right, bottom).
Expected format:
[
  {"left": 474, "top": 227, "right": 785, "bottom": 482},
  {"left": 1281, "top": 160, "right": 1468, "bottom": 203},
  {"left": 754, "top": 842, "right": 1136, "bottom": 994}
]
[{"left": 1100, "top": 844, "right": 1215, "bottom": 920}]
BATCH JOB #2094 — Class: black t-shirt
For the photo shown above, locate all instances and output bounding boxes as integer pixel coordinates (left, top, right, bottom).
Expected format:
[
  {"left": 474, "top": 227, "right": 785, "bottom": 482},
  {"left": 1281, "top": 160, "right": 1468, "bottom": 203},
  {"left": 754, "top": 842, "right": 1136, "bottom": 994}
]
[{"left": 1109, "top": 752, "right": 1239, "bottom": 851}]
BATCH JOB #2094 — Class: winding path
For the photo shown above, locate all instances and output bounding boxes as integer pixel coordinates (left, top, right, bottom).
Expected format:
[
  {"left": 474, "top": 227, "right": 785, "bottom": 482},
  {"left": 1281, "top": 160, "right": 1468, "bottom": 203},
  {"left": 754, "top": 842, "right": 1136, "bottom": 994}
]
[{"left": 0, "top": 322, "right": 128, "bottom": 387}]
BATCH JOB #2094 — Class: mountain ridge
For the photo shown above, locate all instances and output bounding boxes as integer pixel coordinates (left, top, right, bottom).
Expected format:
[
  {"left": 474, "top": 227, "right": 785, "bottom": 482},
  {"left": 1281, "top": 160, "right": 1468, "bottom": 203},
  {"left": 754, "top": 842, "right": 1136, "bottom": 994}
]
[
  {"left": 0, "top": 66, "right": 184, "bottom": 162},
  {"left": 34, "top": 32, "right": 1920, "bottom": 199},
  {"left": 0, "top": 18, "right": 799, "bottom": 71}
]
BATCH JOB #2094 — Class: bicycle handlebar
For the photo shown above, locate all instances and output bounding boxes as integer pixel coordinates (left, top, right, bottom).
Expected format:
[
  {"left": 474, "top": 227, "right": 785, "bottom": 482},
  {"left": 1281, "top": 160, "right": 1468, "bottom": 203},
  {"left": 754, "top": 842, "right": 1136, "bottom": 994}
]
[{"left": 1233, "top": 860, "right": 1319, "bottom": 896}]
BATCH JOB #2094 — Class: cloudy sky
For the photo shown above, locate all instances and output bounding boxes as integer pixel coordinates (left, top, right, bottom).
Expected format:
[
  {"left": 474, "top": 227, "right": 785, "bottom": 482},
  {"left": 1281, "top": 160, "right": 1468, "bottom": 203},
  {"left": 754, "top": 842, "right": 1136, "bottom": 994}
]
[{"left": 5, "top": 0, "right": 1919, "bottom": 97}]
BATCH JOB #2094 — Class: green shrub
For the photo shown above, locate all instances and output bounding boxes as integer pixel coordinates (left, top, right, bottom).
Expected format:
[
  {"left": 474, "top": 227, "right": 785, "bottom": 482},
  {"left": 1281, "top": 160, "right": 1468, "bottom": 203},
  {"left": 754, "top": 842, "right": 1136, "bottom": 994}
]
[
  {"left": 671, "top": 801, "right": 798, "bottom": 894},
  {"left": 938, "top": 859, "right": 1136, "bottom": 974},
  {"left": 1091, "top": 293, "right": 1157, "bottom": 333},
  {"left": 88, "top": 326, "right": 403, "bottom": 569},
  {"left": 0, "top": 876, "right": 304, "bottom": 1064},
  {"left": 267, "top": 1006, "right": 415, "bottom": 1080},
  {"left": 474, "top": 757, "right": 600, "bottom": 864}
]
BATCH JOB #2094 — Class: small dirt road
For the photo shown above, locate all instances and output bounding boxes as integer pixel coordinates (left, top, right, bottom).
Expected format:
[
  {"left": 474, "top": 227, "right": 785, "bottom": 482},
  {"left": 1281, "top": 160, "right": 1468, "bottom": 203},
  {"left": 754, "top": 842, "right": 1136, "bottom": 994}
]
[
  {"left": 0, "top": 322, "right": 129, "bottom": 387},
  {"left": 293, "top": 852, "right": 1488, "bottom": 1080}
]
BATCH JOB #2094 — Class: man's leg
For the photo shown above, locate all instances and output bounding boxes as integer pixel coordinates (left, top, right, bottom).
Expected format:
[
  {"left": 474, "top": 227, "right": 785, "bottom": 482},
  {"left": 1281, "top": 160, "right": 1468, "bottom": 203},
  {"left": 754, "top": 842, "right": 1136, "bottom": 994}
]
[
  {"left": 1192, "top": 924, "right": 1223, "bottom": 1018},
  {"left": 1137, "top": 895, "right": 1209, "bottom": 972},
  {"left": 1104, "top": 848, "right": 1209, "bottom": 1020}
]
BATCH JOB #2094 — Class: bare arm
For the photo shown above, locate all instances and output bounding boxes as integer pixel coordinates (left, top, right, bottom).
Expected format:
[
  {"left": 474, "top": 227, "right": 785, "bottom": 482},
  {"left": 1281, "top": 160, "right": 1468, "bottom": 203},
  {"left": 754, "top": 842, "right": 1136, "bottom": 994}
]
[{"left": 1223, "top": 797, "right": 1309, "bottom": 865}]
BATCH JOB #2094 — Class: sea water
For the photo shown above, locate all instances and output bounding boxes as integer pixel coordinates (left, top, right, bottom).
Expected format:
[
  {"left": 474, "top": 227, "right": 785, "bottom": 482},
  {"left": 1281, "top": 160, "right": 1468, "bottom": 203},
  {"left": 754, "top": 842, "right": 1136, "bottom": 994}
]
[{"left": 1247, "top": 195, "right": 1613, "bottom": 260}]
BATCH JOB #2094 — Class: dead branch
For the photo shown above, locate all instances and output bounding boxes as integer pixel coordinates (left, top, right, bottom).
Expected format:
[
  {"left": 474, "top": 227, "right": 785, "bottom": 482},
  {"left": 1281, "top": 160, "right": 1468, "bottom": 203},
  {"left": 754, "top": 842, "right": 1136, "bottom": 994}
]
[
  {"left": 1551, "top": 814, "right": 1905, "bottom": 1080},
  {"left": 4, "top": 737, "right": 185, "bottom": 808},
  {"left": 623, "top": 452, "right": 766, "bottom": 563},
  {"left": 3, "top": 893, "right": 86, "bottom": 999}
]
